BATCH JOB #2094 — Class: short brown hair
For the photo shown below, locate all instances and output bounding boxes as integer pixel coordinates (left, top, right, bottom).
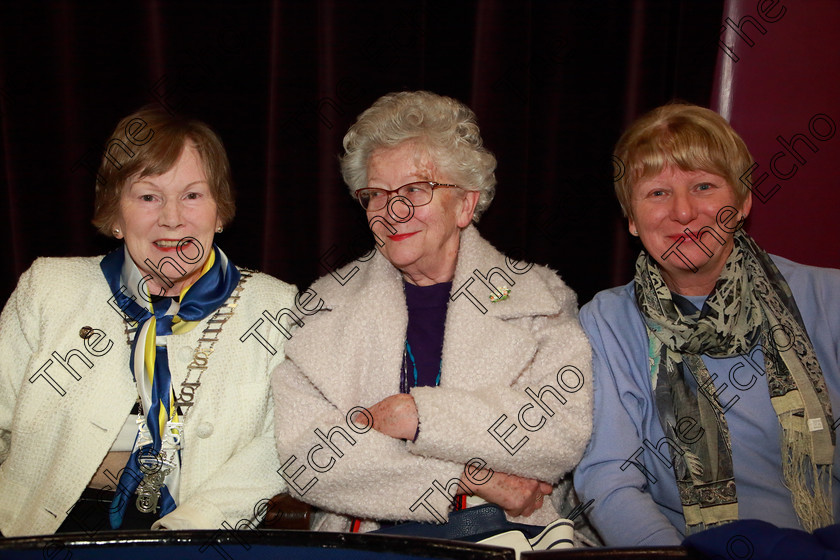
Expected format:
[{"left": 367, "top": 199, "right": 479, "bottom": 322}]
[
  {"left": 614, "top": 103, "right": 753, "bottom": 219},
  {"left": 92, "top": 106, "right": 235, "bottom": 235}
]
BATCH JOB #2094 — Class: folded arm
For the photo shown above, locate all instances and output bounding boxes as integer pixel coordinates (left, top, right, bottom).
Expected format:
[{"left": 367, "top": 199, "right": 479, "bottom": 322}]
[
  {"left": 272, "top": 359, "right": 467, "bottom": 523},
  {"left": 408, "top": 294, "right": 593, "bottom": 483}
]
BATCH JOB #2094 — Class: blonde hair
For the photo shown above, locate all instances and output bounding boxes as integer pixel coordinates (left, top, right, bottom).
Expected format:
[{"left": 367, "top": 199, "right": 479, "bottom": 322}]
[
  {"left": 340, "top": 91, "right": 497, "bottom": 221},
  {"left": 614, "top": 103, "right": 753, "bottom": 219}
]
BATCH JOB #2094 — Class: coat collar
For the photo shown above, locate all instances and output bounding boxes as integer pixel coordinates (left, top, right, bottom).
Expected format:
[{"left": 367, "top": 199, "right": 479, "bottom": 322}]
[
  {"left": 313, "top": 225, "right": 561, "bottom": 316},
  {"left": 288, "top": 225, "right": 564, "bottom": 408}
]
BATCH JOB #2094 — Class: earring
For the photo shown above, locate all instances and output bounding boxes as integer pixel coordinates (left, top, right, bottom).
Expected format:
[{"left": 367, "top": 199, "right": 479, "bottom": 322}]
[
  {"left": 632, "top": 230, "right": 638, "bottom": 236},
  {"left": 216, "top": 226, "right": 223, "bottom": 233},
  {"left": 113, "top": 228, "right": 121, "bottom": 236}
]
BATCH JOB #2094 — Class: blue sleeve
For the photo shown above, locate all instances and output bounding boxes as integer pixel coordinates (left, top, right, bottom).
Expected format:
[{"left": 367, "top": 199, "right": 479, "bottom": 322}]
[
  {"left": 773, "top": 256, "right": 840, "bottom": 388},
  {"left": 807, "top": 264, "right": 840, "bottom": 370},
  {"left": 574, "top": 293, "right": 684, "bottom": 547}
]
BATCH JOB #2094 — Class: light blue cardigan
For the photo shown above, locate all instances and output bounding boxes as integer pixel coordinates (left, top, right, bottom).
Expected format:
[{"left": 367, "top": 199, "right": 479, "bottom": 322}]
[{"left": 574, "top": 255, "right": 840, "bottom": 546}]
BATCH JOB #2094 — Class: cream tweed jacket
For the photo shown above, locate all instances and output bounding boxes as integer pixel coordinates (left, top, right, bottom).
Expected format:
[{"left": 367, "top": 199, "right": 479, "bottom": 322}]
[
  {"left": 272, "top": 226, "right": 593, "bottom": 532},
  {"left": 0, "top": 255, "right": 295, "bottom": 536}
]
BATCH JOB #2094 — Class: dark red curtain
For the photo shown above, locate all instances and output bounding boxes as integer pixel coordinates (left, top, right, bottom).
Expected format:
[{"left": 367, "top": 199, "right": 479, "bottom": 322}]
[{"left": 0, "top": 0, "right": 724, "bottom": 306}]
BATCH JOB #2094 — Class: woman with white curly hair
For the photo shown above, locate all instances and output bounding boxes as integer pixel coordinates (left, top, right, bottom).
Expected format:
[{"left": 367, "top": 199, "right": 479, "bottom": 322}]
[{"left": 272, "top": 91, "right": 592, "bottom": 536}]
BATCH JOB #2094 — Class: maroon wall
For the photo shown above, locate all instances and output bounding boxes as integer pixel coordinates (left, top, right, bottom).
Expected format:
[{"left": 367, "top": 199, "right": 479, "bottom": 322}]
[{"left": 712, "top": 0, "right": 840, "bottom": 268}]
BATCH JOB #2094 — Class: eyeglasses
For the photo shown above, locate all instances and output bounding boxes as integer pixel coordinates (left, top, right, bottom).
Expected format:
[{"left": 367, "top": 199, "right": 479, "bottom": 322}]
[{"left": 355, "top": 181, "right": 459, "bottom": 211}]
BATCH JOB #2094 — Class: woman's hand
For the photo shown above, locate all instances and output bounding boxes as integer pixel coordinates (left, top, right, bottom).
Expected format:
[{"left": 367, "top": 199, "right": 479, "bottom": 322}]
[
  {"left": 365, "top": 394, "right": 552, "bottom": 516},
  {"left": 460, "top": 468, "right": 553, "bottom": 518},
  {"left": 365, "top": 394, "right": 419, "bottom": 440}
]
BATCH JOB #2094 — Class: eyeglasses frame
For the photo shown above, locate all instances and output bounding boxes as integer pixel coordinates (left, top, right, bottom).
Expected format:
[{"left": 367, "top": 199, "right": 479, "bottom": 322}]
[{"left": 354, "top": 181, "right": 460, "bottom": 211}]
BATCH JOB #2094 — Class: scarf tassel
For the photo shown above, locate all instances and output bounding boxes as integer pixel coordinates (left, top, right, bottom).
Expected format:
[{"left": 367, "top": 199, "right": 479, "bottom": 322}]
[{"left": 780, "top": 418, "right": 834, "bottom": 532}]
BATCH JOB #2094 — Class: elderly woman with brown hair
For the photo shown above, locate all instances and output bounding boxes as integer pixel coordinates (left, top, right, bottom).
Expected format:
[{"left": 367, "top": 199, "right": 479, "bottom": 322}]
[
  {"left": 272, "top": 91, "right": 592, "bottom": 535},
  {"left": 574, "top": 103, "right": 840, "bottom": 548},
  {"left": 0, "top": 107, "right": 296, "bottom": 536}
]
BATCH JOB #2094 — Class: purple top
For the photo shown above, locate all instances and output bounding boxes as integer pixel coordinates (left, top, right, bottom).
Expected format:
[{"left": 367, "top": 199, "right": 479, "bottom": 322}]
[{"left": 401, "top": 281, "right": 451, "bottom": 393}]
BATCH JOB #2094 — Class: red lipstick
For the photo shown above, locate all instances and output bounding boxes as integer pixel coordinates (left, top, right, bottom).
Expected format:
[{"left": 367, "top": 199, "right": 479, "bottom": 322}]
[{"left": 388, "top": 232, "right": 418, "bottom": 242}]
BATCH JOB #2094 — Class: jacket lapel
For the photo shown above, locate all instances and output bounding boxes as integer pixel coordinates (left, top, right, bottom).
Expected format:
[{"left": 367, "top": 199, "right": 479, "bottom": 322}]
[
  {"left": 442, "top": 226, "right": 562, "bottom": 389},
  {"left": 288, "top": 251, "right": 408, "bottom": 410}
]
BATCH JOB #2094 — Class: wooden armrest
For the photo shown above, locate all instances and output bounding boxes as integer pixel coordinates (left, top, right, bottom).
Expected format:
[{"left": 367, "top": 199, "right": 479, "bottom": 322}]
[{"left": 260, "top": 493, "right": 314, "bottom": 530}]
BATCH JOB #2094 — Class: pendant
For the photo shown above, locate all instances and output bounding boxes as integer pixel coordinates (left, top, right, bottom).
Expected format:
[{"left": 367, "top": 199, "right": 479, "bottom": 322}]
[
  {"left": 136, "top": 452, "right": 171, "bottom": 514},
  {"left": 136, "top": 471, "right": 165, "bottom": 513}
]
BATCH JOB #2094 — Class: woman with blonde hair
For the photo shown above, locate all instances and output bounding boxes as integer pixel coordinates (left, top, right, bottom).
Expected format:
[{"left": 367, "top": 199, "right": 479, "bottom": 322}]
[{"left": 575, "top": 103, "right": 840, "bottom": 547}]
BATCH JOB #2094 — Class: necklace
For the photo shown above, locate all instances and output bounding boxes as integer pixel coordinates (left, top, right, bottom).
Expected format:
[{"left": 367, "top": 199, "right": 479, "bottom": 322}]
[
  {"left": 400, "top": 340, "right": 442, "bottom": 393},
  {"left": 122, "top": 269, "right": 252, "bottom": 413},
  {"left": 400, "top": 341, "right": 417, "bottom": 394}
]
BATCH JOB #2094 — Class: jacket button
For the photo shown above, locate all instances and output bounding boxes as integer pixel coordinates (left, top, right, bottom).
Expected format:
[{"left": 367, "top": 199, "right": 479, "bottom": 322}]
[{"left": 196, "top": 422, "right": 214, "bottom": 438}]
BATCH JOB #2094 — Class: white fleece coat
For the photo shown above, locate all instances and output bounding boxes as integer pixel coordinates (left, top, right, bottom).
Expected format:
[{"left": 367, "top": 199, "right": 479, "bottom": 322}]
[
  {"left": 272, "top": 226, "right": 592, "bottom": 532},
  {"left": 0, "top": 255, "right": 296, "bottom": 536}
]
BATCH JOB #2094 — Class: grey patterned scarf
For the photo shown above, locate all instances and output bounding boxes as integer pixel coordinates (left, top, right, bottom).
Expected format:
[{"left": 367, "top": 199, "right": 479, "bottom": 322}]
[{"left": 635, "top": 230, "right": 834, "bottom": 534}]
